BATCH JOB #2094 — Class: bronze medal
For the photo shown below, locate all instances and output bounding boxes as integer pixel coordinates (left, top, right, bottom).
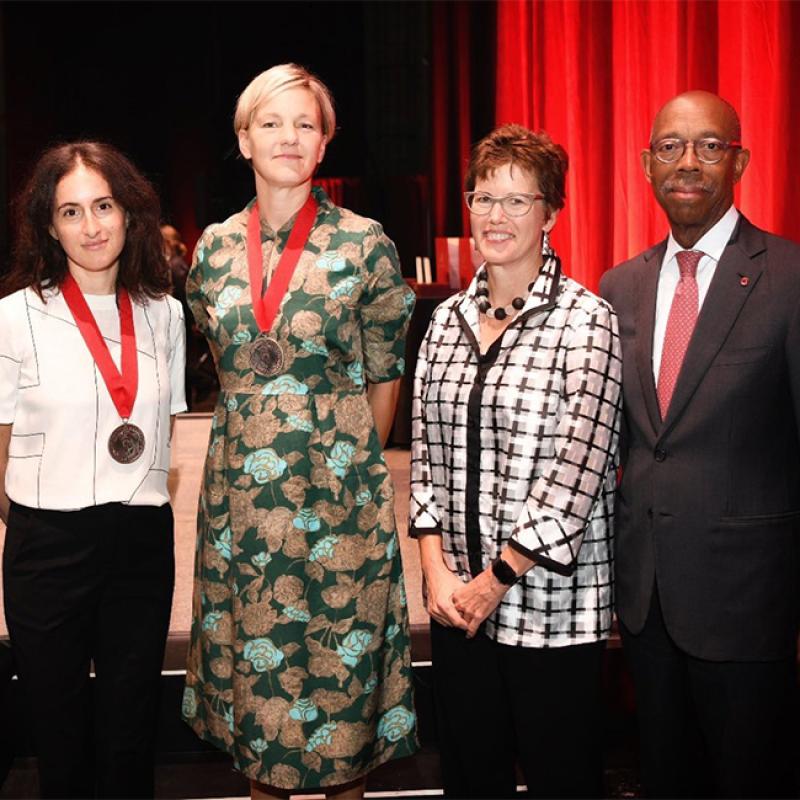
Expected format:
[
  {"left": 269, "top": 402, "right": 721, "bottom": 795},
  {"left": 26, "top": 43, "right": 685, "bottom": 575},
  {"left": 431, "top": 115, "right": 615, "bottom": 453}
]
[
  {"left": 62, "top": 276, "right": 145, "bottom": 466},
  {"left": 247, "top": 197, "right": 317, "bottom": 379},
  {"left": 108, "top": 423, "right": 146, "bottom": 464},
  {"left": 249, "top": 335, "right": 284, "bottom": 377}
]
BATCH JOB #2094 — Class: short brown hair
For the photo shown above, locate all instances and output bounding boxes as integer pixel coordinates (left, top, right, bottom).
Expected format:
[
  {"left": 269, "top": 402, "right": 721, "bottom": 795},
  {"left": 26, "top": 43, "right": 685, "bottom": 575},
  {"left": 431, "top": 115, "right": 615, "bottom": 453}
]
[
  {"left": 3, "top": 141, "right": 169, "bottom": 301},
  {"left": 465, "top": 124, "right": 568, "bottom": 212}
]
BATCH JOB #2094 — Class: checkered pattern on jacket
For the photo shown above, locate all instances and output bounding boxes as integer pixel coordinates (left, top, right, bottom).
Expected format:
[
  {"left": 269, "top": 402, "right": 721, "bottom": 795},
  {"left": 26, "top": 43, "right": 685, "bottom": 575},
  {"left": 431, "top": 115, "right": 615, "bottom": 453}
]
[{"left": 409, "top": 254, "right": 622, "bottom": 647}]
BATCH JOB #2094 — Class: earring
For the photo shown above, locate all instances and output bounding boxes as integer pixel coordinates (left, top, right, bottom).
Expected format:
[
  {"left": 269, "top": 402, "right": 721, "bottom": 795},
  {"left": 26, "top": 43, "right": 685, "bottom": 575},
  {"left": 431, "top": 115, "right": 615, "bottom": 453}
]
[{"left": 542, "top": 230, "right": 551, "bottom": 253}]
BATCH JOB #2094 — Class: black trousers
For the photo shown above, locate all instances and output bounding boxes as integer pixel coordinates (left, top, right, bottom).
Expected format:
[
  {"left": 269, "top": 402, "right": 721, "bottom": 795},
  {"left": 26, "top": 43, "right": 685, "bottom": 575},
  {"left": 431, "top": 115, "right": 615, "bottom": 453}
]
[
  {"left": 620, "top": 588, "right": 798, "bottom": 799},
  {"left": 430, "top": 620, "right": 606, "bottom": 799},
  {"left": 3, "top": 501, "right": 175, "bottom": 799}
]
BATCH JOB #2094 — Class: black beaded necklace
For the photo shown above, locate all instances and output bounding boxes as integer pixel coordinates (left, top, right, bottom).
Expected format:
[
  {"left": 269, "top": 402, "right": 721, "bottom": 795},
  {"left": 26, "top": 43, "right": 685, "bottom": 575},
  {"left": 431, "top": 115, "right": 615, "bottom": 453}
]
[{"left": 475, "top": 268, "right": 535, "bottom": 321}]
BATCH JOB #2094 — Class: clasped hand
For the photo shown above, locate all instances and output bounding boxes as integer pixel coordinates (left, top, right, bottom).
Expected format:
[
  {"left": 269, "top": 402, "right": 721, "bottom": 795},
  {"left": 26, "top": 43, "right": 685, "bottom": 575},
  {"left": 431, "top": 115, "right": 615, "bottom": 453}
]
[{"left": 425, "top": 564, "right": 508, "bottom": 638}]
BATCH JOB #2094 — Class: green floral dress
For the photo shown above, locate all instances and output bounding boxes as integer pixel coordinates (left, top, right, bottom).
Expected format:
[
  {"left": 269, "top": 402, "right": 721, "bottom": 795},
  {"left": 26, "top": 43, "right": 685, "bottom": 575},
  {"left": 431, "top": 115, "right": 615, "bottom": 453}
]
[{"left": 182, "top": 188, "right": 418, "bottom": 789}]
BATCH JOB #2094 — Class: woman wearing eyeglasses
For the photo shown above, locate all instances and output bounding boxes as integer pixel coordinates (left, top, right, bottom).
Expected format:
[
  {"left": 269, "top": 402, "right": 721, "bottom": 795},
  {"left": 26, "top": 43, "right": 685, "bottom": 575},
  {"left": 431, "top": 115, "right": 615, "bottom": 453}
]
[{"left": 409, "top": 124, "right": 622, "bottom": 799}]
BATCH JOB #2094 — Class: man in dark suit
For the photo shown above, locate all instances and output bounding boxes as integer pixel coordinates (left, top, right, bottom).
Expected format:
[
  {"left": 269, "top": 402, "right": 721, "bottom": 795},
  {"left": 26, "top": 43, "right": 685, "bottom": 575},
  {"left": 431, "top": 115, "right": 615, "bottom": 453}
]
[{"left": 601, "top": 90, "right": 800, "bottom": 798}]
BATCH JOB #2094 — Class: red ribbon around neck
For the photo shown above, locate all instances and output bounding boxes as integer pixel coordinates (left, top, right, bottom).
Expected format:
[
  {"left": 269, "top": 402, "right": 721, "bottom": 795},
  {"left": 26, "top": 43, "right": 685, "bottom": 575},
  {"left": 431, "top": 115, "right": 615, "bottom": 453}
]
[
  {"left": 61, "top": 273, "right": 138, "bottom": 420},
  {"left": 247, "top": 194, "right": 318, "bottom": 333}
]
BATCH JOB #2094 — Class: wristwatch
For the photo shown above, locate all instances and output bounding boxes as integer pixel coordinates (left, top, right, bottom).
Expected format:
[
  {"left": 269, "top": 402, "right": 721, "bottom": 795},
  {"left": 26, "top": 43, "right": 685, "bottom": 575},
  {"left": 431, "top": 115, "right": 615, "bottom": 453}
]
[{"left": 491, "top": 556, "right": 519, "bottom": 587}]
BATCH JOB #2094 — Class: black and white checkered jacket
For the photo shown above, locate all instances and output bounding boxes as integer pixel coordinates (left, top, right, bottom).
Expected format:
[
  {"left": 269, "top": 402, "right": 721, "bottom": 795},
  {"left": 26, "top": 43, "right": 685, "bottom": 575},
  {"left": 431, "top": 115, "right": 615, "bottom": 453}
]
[{"left": 409, "top": 253, "right": 622, "bottom": 647}]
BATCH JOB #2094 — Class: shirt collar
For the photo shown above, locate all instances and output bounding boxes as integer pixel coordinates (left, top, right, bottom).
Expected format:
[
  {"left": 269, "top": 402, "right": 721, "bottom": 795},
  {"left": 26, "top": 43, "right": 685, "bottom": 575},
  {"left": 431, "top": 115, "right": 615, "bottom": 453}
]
[
  {"left": 464, "top": 247, "right": 560, "bottom": 309},
  {"left": 663, "top": 205, "right": 740, "bottom": 269},
  {"left": 458, "top": 248, "right": 561, "bottom": 340}
]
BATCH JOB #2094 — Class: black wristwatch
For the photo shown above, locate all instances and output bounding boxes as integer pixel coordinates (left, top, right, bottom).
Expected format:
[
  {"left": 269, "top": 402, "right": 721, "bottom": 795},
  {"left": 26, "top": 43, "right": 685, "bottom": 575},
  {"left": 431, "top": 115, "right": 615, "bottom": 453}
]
[{"left": 491, "top": 556, "right": 519, "bottom": 587}]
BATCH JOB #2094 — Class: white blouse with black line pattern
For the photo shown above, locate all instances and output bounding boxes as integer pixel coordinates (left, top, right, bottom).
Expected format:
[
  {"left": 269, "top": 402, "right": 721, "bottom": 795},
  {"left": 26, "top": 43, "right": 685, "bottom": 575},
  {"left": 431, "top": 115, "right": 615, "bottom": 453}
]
[
  {"left": 409, "top": 252, "right": 622, "bottom": 648},
  {"left": 0, "top": 286, "right": 187, "bottom": 511}
]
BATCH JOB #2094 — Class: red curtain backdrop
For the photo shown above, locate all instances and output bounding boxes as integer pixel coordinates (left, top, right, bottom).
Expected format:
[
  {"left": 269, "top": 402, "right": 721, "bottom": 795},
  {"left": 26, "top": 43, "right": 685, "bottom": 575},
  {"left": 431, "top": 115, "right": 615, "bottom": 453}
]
[
  {"left": 495, "top": 0, "right": 800, "bottom": 293},
  {"left": 432, "top": 1, "right": 474, "bottom": 239}
]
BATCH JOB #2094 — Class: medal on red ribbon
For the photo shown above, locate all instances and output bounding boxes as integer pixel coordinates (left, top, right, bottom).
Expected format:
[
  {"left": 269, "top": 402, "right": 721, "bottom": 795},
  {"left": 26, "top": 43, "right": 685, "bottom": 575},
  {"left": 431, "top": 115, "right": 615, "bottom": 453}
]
[
  {"left": 61, "top": 274, "right": 145, "bottom": 464},
  {"left": 246, "top": 194, "right": 317, "bottom": 377}
]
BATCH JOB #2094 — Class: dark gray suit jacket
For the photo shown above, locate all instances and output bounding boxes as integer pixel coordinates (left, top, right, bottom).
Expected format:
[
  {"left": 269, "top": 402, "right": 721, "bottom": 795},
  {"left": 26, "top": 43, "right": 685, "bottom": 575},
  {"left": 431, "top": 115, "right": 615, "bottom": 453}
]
[{"left": 600, "top": 215, "right": 800, "bottom": 661}]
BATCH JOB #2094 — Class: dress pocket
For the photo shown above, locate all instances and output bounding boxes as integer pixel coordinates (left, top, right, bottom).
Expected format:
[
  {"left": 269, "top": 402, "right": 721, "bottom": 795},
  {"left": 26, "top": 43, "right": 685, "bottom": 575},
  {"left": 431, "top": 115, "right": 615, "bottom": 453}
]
[{"left": 312, "top": 391, "right": 383, "bottom": 494}]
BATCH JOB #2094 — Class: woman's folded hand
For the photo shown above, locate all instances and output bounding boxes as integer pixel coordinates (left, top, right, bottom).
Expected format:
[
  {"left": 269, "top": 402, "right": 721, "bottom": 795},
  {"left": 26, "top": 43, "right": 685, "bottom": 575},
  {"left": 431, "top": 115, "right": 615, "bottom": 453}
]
[
  {"left": 452, "top": 568, "right": 508, "bottom": 638},
  {"left": 423, "top": 562, "right": 469, "bottom": 630}
]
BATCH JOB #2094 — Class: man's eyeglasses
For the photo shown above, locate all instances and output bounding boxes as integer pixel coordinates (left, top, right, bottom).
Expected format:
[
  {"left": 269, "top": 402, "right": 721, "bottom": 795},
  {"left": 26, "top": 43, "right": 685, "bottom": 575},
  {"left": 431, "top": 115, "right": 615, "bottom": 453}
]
[
  {"left": 650, "top": 138, "right": 742, "bottom": 165},
  {"left": 464, "top": 191, "right": 545, "bottom": 217}
]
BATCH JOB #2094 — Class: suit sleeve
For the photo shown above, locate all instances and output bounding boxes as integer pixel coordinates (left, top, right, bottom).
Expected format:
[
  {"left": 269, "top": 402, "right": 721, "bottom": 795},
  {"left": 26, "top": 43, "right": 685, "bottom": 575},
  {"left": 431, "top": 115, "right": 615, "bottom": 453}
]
[
  {"left": 508, "top": 301, "right": 622, "bottom": 572},
  {"left": 598, "top": 270, "right": 615, "bottom": 308},
  {"left": 787, "top": 296, "right": 800, "bottom": 435}
]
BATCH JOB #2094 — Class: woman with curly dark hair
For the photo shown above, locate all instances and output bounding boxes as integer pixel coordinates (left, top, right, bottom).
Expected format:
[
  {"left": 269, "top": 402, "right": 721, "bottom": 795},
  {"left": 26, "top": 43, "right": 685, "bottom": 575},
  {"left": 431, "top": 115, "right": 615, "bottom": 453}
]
[{"left": 0, "top": 141, "right": 186, "bottom": 798}]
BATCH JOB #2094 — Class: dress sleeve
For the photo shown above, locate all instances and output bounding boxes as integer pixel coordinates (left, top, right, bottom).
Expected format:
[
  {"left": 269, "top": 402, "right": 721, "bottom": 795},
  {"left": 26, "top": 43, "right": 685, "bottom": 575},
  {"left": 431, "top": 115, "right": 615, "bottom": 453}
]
[
  {"left": 186, "top": 227, "right": 215, "bottom": 336},
  {"left": 359, "top": 224, "right": 416, "bottom": 384},
  {"left": 167, "top": 297, "right": 188, "bottom": 415},
  {"left": 0, "top": 297, "right": 22, "bottom": 424},
  {"left": 508, "top": 300, "right": 622, "bottom": 572},
  {"left": 408, "top": 315, "right": 442, "bottom": 537}
]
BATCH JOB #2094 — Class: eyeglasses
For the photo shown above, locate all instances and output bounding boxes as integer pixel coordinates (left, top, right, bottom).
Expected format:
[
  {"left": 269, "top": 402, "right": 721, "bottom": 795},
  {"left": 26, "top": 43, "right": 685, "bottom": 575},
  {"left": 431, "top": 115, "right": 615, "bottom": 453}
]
[
  {"left": 650, "top": 138, "right": 742, "bottom": 165},
  {"left": 464, "top": 191, "right": 545, "bottom": 217}
]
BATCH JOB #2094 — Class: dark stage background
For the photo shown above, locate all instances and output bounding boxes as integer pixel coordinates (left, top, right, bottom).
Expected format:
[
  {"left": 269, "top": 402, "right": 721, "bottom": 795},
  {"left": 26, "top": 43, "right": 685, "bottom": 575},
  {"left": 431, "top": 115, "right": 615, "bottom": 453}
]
[
  {"left": 1, "top": 0, "right": 797, "bottom": 292},
  {"left": 0, "top": 0, "right": 476, "bottom": 276}
]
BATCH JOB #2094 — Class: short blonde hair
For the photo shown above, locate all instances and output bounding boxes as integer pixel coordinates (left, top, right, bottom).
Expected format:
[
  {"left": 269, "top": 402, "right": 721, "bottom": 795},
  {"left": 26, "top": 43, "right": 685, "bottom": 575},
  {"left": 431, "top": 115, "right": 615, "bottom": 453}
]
[{"left": 233, "top": 63, "right": 337, "bottom": 143}]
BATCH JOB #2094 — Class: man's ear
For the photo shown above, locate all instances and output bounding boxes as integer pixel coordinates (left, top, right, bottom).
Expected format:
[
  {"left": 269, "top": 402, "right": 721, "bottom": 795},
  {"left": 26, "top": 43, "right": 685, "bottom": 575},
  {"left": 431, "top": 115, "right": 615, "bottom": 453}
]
[
  {"left": 640, "top": 149, "right": 654, "bottom": 185},
  {"left": 733, "top": 148, "right": 750, "bottom": 185}
]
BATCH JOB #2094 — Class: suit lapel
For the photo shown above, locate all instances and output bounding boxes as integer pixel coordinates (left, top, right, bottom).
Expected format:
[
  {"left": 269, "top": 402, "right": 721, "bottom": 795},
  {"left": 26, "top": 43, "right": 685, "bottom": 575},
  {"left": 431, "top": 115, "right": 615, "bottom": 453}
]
[
  {"left": 660, "top": 217, "right": 765, "bottom": 434},
  {"left": 634, "top": 242, "right": 665, "bottom": 435}
]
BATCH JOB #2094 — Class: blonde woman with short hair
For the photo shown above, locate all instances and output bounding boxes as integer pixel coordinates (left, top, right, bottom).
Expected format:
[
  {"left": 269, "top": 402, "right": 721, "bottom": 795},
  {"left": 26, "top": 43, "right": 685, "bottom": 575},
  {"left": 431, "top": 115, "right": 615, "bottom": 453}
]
[{"left": 182, "top": 64, "right": 418, "bottom": 800}]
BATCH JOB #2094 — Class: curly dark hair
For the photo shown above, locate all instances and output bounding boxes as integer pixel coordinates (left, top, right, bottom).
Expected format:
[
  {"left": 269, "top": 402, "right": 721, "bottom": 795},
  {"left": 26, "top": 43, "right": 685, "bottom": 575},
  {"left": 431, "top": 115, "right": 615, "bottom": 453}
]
[
  {"left": 465, "top": 123, "right": 568, "bottom": 214},
  {"left": 2, "top": 141, "right": 170, "bottom": 300}
]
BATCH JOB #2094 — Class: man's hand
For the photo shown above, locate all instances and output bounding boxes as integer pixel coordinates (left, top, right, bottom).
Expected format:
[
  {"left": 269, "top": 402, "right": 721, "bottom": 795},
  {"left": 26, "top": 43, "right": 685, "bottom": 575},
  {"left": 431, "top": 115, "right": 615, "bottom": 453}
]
[{"left": 452, "top": 567, "right": 509, "bottom": 638}]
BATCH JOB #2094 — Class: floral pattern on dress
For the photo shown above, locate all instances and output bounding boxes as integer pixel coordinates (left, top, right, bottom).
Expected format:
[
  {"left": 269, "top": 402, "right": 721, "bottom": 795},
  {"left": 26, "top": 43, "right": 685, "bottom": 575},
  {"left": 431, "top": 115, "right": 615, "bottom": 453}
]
[{"left": 183, "top": 188, "right": 418, "bottom": 789}]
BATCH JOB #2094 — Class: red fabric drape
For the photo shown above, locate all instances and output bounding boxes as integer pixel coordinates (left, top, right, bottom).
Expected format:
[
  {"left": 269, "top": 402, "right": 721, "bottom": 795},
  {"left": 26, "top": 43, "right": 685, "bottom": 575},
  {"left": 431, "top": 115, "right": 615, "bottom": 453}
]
[{"left": 496, "top": 0, "right": 800, "bottom": 292}]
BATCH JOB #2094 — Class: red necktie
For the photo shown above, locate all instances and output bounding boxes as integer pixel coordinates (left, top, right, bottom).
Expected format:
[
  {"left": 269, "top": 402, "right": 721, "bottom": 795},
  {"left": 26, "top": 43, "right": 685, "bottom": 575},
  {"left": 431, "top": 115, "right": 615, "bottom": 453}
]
[{"left": 657, "top": 249, "right": 702, "bottom": 418}]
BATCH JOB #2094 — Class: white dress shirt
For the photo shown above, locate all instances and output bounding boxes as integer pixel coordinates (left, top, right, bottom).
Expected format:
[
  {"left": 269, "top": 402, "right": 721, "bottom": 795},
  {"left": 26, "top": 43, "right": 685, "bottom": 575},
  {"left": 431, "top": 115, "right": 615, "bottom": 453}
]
[
  {"left": 0, "top": 287, "right": 187, "bottom": 510},
  {"left": 653, "top": 205, "right": 740, "bottom": 379}
]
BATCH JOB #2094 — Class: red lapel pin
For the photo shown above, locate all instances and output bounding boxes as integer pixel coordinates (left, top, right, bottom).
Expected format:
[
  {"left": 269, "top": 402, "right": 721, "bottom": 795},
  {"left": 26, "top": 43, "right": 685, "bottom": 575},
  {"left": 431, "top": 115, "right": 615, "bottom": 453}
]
[{"left": 739, "top": 276, "right": 749, "bottom": 287}]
